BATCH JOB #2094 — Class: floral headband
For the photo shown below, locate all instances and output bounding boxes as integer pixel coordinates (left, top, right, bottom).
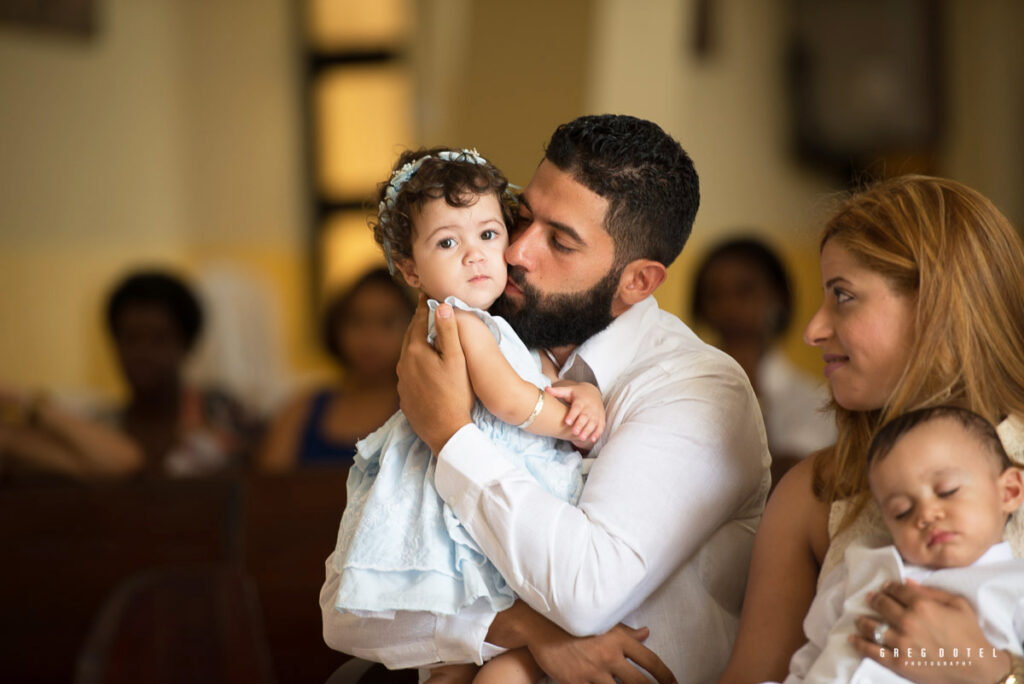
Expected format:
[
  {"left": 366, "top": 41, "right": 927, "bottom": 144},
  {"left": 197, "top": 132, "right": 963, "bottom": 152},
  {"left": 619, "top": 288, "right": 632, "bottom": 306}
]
[{"left": 378, "top": 148, "right": 489, "bottom": 274}]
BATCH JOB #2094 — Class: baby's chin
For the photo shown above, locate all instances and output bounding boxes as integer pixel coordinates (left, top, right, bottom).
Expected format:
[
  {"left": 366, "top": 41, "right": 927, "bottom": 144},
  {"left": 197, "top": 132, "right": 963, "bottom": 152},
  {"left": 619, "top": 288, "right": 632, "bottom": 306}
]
[{"left": 899, "top": 541, "right": 992, "bottom": 570}]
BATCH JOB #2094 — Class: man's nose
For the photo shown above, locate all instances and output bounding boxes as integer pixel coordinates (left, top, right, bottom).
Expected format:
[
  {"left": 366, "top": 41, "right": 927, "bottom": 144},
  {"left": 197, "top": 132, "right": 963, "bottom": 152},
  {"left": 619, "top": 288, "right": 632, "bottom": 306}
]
[{"left": 505, "top": 223, "right": 539, "bottom": 270}]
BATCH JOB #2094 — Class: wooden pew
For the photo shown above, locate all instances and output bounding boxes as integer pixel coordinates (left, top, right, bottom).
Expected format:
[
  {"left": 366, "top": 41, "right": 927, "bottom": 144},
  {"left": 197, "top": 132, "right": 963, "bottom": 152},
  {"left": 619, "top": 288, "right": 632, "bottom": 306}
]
[
  {"left": 0, "top": 477, "right": 240, "bottom": 683},
  {"left": 241, "top": 468, "right": 353, "bottom": 684},
  {"left": 0, "top": 468, "right": 416, "bottom": 683}
]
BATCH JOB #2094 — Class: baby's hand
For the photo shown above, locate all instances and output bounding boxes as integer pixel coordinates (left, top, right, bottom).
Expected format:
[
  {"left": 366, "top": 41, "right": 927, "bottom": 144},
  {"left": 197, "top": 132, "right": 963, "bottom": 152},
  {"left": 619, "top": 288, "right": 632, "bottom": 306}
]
[{"left": 546, "top": 381, "right": 605, "bottom": 448}]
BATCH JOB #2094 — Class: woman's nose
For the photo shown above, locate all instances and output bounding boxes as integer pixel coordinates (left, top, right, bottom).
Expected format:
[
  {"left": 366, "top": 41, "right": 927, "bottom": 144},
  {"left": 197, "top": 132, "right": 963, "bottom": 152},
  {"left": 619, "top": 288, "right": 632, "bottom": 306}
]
[{"left": 803, "top": 304, "right": 830, "bottom": 346}]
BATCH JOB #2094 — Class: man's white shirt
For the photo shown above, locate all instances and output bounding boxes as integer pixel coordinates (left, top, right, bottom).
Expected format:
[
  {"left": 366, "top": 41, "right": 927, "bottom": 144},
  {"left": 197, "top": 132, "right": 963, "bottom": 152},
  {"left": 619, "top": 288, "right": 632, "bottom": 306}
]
[{"left": 321, "top": 295, "right": 771, "bottom": 682}]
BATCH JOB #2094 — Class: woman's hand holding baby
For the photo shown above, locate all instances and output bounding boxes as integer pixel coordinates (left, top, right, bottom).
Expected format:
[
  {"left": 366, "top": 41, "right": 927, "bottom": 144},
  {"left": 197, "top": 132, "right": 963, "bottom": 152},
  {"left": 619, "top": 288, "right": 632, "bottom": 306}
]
[{"left": 849, "top": 581, "right": 1010, "bottom": 684}]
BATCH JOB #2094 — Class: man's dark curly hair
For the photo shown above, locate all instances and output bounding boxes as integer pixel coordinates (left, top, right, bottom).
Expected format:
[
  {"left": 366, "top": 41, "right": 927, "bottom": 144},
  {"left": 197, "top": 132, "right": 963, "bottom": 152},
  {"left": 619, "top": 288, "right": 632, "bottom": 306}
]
[
  {"left": 105, "top": 270, "right": 204, "bottom": 350},
  {"left": 544, "top": 114, "right": 700, "bottom": 267},
  {"left": 371, "top": 147, "right": 517, "bottom": 264}
]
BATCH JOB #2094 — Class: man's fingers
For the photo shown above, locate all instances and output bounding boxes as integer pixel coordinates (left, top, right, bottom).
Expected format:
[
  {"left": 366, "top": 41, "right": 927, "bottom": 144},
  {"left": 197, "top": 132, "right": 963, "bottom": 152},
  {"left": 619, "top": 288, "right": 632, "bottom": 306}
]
[
  {"left": 612, "top": 625, "right": 675, "bottom": 684},
  {"left": 431, "top": 303, "right": 463, "bottom": 364},
  {"left": 401, "top": 295, "right": 431, "bottom": 351},
  {"left": 621, "top": 636, "right": 675, "bottom": 684},
  {"left": 610, "top": 663, "right": 651, "bottom": 684}
]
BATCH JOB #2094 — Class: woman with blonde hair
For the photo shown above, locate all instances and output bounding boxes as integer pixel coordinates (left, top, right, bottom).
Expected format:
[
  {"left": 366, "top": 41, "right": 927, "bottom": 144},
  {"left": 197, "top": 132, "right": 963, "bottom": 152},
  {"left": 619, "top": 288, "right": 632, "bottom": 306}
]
[{"left": 719, "top": 175, "right": 1024, "bottom": 684}]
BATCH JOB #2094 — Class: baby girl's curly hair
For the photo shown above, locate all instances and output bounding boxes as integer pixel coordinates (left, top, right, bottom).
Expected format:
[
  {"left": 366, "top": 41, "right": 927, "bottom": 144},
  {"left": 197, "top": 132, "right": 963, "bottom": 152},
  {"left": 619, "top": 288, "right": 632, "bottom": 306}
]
[{"left": 371, "top": 146, "right": 518, "bottom": 267}]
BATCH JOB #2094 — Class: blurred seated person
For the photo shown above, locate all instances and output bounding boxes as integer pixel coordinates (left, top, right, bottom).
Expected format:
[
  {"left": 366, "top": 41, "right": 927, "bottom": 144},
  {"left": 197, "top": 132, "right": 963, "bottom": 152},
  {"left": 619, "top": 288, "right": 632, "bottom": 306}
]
[
  {"left": 104, "top": 269, "right": 252, "bottom": 476},
  {"left": 259, "top": 268, "right": 414, "bottom": 472},
  {"left": 692, "top": 236, "right": 835, "bottom": 485},
  {"left": 0, "top": 384, "right": 142, "bottom": 481}
]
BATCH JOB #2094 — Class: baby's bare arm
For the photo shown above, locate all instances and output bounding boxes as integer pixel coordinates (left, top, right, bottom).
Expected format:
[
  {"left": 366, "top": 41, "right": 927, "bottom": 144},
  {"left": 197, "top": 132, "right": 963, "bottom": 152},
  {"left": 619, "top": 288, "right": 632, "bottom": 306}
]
[{"left": 455, "top": 312, "right": 601, "bottom": 443}]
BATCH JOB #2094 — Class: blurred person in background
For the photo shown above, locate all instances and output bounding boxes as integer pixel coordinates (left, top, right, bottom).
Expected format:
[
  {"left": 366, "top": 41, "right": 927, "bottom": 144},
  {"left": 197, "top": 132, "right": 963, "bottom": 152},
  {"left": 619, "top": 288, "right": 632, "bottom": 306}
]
[
  {"left": 692, "top": 236, "right": 835, "bottom": 486},
  {"left": 259, "top": 268, "right": 414, "bottom": 471},
  {"left": 104, "top": 269, "right": 253, "bottom": 476},
  {"left": 0, "top": 383, "right": 142, "bottom": 481}
]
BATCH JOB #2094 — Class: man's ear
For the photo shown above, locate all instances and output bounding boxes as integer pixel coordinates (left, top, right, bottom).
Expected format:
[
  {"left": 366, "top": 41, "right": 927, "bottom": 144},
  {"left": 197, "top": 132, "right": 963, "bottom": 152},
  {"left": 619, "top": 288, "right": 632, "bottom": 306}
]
[
  {"left": 394, "top": 258, "right": 420, "bottom": 289},
  {"left": 998, "top": 466, "right": 1024, "bottom": 515},
  {"left": 612, "top": 259, "right": 667, "bottom": 316}
]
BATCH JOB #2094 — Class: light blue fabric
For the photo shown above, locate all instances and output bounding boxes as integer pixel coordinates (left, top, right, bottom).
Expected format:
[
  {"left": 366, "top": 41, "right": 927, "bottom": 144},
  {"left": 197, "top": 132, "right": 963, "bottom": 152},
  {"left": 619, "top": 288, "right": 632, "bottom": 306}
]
[{"left": 332, "top": 296, "right": 583, "bottom": 616}]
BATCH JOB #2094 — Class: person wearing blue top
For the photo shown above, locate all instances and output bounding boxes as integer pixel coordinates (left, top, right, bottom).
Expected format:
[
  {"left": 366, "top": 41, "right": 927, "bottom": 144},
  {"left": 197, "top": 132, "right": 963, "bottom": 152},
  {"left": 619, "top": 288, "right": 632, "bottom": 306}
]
[{"left": 259, "top": 268, "right": 413, "bottom": 472}]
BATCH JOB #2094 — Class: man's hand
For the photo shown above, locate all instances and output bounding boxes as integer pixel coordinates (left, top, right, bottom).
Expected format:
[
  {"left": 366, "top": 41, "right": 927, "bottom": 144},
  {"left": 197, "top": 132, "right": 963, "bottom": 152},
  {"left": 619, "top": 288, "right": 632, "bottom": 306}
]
[
  {"left": 397, "top": 295, "right": 474, "bottom": 453},
  {"left": 487, "top": 601, "right": 676, "bottom": 684},
  {"left": 529, "top": 623, "right": 676, "bottom": 684}
]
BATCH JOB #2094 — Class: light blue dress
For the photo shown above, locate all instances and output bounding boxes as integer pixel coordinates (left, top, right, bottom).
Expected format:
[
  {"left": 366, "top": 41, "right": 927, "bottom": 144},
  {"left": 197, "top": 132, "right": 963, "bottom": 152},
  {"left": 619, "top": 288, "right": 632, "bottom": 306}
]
[{"left": 331, "top": 297, "right": 584, "bottom": 616}]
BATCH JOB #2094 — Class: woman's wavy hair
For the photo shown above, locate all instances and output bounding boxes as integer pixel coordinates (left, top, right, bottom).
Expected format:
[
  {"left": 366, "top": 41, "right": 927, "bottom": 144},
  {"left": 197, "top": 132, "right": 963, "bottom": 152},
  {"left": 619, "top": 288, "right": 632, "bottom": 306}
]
[{"left": 813, "top": 175, "right": 1024, "bottom": 523}]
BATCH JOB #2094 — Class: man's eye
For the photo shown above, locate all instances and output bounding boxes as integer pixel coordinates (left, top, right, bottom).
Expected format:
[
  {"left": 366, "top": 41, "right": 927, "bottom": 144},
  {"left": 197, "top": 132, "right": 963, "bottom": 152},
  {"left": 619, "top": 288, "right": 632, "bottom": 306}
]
[
  {"left": 551, "top": 238, "right": 574, "bottom": 253},
  {"left": 438, "top": 238, "right": 455, "bottom": 249}
]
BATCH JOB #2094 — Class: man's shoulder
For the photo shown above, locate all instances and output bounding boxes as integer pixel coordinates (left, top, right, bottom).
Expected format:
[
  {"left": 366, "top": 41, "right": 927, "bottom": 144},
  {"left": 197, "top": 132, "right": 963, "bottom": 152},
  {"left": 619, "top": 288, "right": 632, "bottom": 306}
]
[{"left": 632, "top": 310, "right": 749, "bottom": 382}]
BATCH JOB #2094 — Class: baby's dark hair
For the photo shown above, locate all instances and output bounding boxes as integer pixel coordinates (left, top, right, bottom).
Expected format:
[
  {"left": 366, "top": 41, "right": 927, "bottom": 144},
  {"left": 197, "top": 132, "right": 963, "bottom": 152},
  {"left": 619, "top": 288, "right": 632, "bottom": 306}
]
[
  {"left": 371, "top": 146, "right": 517, "bottom": 265},
  {"left": 867, "top": 406, "right": 1012, "bottom": 472}
]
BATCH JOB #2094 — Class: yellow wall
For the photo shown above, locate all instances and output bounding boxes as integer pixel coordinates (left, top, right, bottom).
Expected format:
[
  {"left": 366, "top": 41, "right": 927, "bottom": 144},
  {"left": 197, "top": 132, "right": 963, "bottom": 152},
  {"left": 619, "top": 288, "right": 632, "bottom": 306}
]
[
  {"left": 0, "top": 0, "right": 313, "bottom": 402},
  {"left": 2, "top": 0, "right": 1022, "bottom": 402},
  {"left": 584, "top": 0, "right": 838, "bottom": 372}
]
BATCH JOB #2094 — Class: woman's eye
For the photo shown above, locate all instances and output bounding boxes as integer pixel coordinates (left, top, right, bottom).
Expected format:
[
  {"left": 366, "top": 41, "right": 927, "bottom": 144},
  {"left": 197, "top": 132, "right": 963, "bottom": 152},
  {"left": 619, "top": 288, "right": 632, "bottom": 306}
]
[
  {"left": 438, "top": 238, "right": 455, "bottom": 249},
  {"left": 832, "top": 287, "right": 852, "bottom": 304}
]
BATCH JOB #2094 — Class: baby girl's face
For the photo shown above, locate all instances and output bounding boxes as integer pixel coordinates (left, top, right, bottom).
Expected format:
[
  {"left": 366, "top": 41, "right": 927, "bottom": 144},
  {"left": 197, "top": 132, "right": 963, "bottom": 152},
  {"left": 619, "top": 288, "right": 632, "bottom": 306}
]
[
  {"left": 398, "top": 192, "right": 509, "bottom": 310},
  {"left": 869, "top": 418, "right": 1022, "bottom": 569}
]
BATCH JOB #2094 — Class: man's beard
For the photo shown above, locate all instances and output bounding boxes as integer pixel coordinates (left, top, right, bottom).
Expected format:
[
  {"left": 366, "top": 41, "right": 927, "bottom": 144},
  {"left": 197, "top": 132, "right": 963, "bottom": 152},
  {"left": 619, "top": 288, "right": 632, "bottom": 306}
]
[{"left": 491, "top": 265, "right": 620, "bottom": 350}]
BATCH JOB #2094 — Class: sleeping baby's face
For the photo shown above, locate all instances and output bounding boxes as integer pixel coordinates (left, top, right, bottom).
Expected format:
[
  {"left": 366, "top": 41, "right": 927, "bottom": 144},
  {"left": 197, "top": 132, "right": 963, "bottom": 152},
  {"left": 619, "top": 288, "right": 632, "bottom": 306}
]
[{"left": 869, "top": 418, "right": 1023, "bottom": 569}]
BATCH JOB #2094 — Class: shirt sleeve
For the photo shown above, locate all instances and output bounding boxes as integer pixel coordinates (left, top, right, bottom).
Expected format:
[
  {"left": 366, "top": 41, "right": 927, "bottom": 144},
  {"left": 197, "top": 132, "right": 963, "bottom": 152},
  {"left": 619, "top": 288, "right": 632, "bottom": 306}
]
[
  {"left": 434, "top": 363, "right": 768, "bottom": 636},
  {"left": 319, "top": 551, "right": 497, "bottom": 668}
]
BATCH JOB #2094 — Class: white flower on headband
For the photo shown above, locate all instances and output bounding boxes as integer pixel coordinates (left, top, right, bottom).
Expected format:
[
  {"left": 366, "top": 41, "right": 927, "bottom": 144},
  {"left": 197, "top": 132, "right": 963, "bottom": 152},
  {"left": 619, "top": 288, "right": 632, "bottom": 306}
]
[{"left": 377, "top": 148, "right": 489, "bottom": 273}]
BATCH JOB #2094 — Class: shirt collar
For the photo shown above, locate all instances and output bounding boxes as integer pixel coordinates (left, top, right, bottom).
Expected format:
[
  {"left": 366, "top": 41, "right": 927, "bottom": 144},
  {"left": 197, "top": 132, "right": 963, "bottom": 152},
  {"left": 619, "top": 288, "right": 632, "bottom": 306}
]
[
  {"left": 556, "top": 296, "right": 658, "bottom": 392},
  {"left": 975, "top": 541, "right": 1014, "bottom": 565}
]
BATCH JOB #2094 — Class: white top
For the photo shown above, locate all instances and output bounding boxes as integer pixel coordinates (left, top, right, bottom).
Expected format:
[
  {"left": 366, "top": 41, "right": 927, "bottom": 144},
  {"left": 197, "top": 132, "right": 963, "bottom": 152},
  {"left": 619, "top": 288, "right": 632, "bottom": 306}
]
[
  {"left": 783, "top": 543, "right": 1024, "bottom": 684},
  {"left": 320, "top": 296, "right": 771, "bottom": 682},
  {"left": 758, "top": 349, "right": 835, "bottom": 459}
]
